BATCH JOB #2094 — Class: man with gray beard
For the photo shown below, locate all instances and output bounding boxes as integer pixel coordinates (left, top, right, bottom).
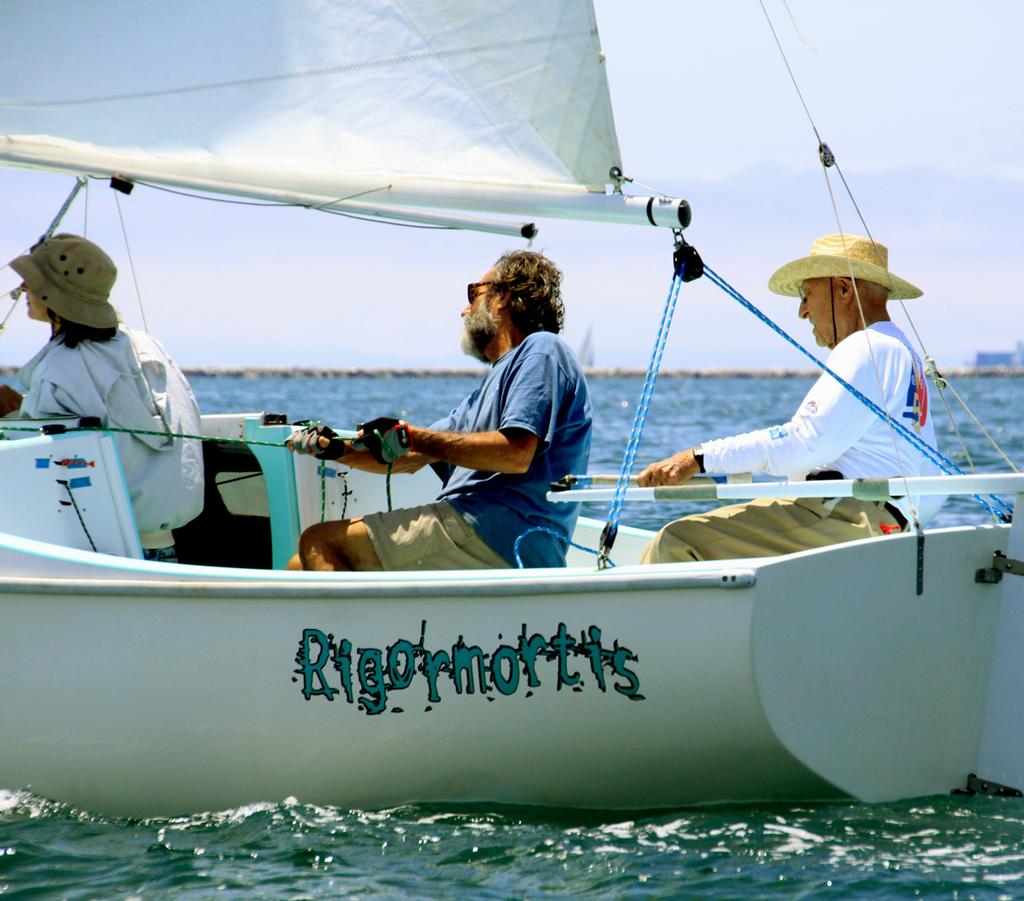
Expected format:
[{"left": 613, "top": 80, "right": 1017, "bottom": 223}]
[{"left": 287, "top": 250, "right": 592, "bottom": 571}]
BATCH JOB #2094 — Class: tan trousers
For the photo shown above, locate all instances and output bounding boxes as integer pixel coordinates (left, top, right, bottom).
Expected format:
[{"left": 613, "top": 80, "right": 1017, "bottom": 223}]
[
  {"left": 362, "top": 501, "right": 511, "bottom": 571},
  {"left": 639, "top": 497, "right": 904, "bottom": 564}
]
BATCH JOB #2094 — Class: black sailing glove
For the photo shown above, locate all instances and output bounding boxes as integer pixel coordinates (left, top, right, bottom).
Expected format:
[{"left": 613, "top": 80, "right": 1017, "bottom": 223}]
[
  {"left": 353, "top": 417, "right": 412, "bottom": 465},
  {"left": 289, "top": 423, "right": 347, "bottom": 460}
]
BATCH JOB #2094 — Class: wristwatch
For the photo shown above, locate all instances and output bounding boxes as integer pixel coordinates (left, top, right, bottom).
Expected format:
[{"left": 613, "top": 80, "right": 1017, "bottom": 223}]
[{"left": 692, "top": 444, "right": 706, "bottom": 473}]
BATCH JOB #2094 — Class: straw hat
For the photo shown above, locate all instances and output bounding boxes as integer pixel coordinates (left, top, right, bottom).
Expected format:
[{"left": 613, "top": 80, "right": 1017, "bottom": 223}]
[
  {"left": 768, "top": 234, "right": 922, "bottom": 300},
  {"left": 9, "top": 233, "right": 118, "bottom": 328}
]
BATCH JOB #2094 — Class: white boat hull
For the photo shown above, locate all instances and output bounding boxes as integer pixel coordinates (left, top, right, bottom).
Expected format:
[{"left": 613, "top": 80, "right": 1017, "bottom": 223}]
[
  {"left": 0, "top": 523, "right": 1011, "bottom": 816},
  {"left": 1, "top": 416, "right": 1018, "bottom": 815}
]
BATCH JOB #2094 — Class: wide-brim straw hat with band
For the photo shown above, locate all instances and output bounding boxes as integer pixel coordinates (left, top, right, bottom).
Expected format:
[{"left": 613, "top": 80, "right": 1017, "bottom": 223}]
[
  {"left": 9, "top": 233, "right": 118, "bottom": 328},
  {"left": 768, "top": 233, "right": 923, "bottom": 301}
]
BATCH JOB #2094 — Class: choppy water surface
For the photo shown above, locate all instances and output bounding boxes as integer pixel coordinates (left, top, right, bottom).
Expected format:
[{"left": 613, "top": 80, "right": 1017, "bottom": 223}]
[
  {"left": 2, "top": 374, "right": 1023, "bottom": 899},
  {"left": 4, "top": 791, "right": 1024, "bottom": 899}
]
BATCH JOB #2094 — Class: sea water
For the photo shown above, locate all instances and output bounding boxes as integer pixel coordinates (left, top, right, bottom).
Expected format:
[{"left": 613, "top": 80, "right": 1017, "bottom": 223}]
[{"left": 2, "top": 374, "right": 1023, "bottom": 899}]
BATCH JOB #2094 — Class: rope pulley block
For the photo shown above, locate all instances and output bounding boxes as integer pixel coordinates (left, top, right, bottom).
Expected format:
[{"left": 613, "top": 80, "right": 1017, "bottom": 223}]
[{"left": 673, "top": 230, "right": 704, "bottom": 283}]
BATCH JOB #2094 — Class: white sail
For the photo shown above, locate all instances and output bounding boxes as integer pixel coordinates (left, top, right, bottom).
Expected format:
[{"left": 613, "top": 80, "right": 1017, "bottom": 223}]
[{"left": 0, "top": 0, "right": 692, "bottom": 227}]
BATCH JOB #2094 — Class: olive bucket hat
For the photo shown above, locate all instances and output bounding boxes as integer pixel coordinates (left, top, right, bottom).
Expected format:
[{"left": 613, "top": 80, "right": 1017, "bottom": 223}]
[
  {"left": 768, "top": 234, "right": 923, "bottom": 301},
  {"left": 9, "top": 233, "right": 118, "bottom": 328}
]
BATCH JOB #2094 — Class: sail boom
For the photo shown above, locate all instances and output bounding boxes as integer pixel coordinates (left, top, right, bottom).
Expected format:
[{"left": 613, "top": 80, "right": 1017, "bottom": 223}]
[{"left": 0, "top": 139, "right": 690, "bottom": 231}]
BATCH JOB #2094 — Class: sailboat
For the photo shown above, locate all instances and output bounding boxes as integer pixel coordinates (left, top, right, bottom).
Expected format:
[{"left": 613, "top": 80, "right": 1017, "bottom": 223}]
[
  {"left": 1, "top": 0, "right": 1022, "bottom": 817},
  {"left": 578, "top": 326, "right": 596, "bottom": 369}
]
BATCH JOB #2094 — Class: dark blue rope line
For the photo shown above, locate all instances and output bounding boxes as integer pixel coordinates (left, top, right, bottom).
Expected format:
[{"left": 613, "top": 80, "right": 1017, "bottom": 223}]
[
  {"left": 703, "top": 265, "right": 1012, "bottom": 521},
  {"left": 513, "top": 525, "right": 612, "bottom": 569},
  {"left": 603, "top": 267, "right": 686, "bottom": 552}
]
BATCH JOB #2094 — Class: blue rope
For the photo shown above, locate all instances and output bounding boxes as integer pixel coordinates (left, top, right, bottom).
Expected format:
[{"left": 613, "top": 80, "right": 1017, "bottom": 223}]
[
  {"left": 600, "top": 264, "right": 687, "bottom": 559},
  {"left": 512, "top": 525, "right": 611, "bottom": 568},
  {"left": 703, "top": 264, "right": 1013, "bottom": 522},
  {"left": 518, "top": 260, "right": 684, "bottom": 570}
]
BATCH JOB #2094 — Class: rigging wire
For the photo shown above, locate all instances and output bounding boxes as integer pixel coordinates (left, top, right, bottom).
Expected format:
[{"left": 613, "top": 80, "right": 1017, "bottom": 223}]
[
  {"left": 819, "top": 172, "right": 928, "bottom": 527},
  {"left": 112, "top": 191, "right": 150, "bottom": 333},
  {"left": 765, "top": 0, "right": 925, "bottom": 528},
  {"left": 758, "top": 0, "right": 1017, "bottom": 502},
  {"left": 757, "top": 0, "right": 822, "bottom": 144},
  {"left": 136, "top": 180, "right": 294, "bottom": 207},
  {"left": 33, "top": 177, "right": 89, "bottom": 249},
  {"left": 612, "top": 172, "right": 672, "bottom": 198},
  {"left": 305, "top": 185, "right": 392, "bottom": 211},
  {"left": 932, "top": 381, "right": 976, "bottom": 472},
  {"left": 136, "top": 178, "right": 393, "bottom": 211},
  {"left": 0, "top": 291, "right": 19, "bottom": 334},
  {"left": 112, "top": 189, "right": 180, "bottom": 441},
  {"left": 1, "top": 177, "right": 88, "bottom": 335},
  {"left": 0, "top": 259, "right": 25, "bottom": 335},
  {"left": 939, "top": 378, "right": 1020, "bottom": 473},
  {"left": 134, "top": 179, "right": 455, "bottom": 230},
  {"left": 318, "top": 208, "right": 454, "bottom": 231}
]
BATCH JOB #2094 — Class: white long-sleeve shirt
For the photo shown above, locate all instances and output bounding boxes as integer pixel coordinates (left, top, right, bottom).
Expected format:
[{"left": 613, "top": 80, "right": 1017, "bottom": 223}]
[
  {"left": 702, "top": 321, "right": 943, "bottom": 524},
  {"left": 17, "top": 328, "right": 204, "bottom": 537}
]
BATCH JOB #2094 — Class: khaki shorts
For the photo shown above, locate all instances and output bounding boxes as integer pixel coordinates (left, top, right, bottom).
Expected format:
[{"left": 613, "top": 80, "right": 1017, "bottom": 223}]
[
  {"left": 362, "top": 501, "right": 511, "bottom": 571},
  {"left": 640, "top": 496, "right": 904, "bottom": 565}
]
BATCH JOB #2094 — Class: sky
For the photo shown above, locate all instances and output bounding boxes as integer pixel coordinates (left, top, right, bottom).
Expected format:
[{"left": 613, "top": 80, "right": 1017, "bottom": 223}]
[{"left": 0, "top": 1, "right": 1021, "bottom": 370}]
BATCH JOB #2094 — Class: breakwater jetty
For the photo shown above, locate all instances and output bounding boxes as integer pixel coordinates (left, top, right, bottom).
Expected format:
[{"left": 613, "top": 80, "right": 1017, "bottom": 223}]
[
  {"left": 2, "top": 365, "right": 1022, "bottom": 379},
  {"left": 180, "top": 367, "right": 825, "bottom": 379}
]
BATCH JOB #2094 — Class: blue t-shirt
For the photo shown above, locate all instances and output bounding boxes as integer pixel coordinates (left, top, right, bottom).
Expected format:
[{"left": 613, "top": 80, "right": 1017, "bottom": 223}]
[{"left": 429, "top": 331, "right": 592, "bottom": 568}]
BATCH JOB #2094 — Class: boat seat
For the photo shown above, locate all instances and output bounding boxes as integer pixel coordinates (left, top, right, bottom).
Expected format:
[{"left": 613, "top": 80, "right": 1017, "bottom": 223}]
[
  {"left": 173, "top": 439, "right": 274, "bottom": 569},
  {"left": 0, "top": 428, "right": 142, "bottom": 557}
]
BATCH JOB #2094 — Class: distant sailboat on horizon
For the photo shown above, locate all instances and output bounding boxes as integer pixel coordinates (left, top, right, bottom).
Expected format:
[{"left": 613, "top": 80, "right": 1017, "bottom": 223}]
[{"left": 578, "top": 325, "right": 595, "bottom": 368}]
